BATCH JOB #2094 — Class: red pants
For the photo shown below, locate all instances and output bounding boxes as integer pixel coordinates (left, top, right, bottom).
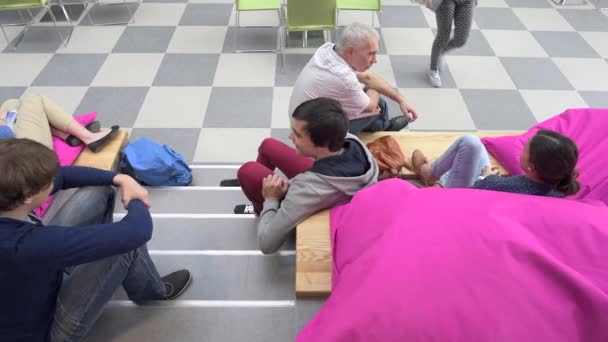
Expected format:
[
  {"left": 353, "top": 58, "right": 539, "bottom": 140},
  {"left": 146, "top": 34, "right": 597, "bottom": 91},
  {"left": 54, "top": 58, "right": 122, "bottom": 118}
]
[{"left": 237, "top": 138, "right": 314, "bottom": 215}]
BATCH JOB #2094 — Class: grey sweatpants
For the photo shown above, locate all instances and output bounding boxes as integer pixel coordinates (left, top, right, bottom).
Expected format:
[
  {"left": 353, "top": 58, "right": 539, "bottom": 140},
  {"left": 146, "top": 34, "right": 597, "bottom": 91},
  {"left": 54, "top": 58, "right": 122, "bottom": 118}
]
[{"left": 430, "top": 0, "right": 475, "bottom": 71}]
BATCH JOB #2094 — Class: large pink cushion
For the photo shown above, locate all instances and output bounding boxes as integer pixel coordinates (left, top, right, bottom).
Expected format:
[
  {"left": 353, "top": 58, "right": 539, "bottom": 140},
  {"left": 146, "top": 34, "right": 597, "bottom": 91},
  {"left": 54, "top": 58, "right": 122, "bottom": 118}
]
[
  {"left": 34, "top": 112, "right": 97, "bottom": 217},
  {"left": 482, "top": 108, "right": 608, "bottom": 204},
  {"left": 297, "top": 179, "right": 608, "bottom": 341}
]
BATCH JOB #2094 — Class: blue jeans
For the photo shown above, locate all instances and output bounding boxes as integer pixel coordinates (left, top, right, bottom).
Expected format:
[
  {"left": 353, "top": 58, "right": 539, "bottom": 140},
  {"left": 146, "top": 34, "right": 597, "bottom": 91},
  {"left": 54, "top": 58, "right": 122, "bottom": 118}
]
[
  {"left": 348, "top": 97, "right": 391, "bottom": 134},
  {"left": 431, "top": 135, "right": 491, "bottom": 188},
  {"left": 43, "top": 186, "right": 166, "bottom": 342}
]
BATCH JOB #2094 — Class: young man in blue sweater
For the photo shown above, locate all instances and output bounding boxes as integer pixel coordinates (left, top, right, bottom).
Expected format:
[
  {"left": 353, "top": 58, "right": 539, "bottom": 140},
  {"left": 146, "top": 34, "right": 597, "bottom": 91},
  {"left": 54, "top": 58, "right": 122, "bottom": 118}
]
[{"left": 0, "top": 138, "right": 192, "bottom": 342}]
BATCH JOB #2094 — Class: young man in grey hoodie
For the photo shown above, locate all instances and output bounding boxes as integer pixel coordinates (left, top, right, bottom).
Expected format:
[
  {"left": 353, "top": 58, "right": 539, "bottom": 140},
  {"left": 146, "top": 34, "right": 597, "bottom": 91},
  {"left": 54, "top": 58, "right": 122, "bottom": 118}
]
[{"left": 223, "top": 98, "right": 378, "bottom": 254}]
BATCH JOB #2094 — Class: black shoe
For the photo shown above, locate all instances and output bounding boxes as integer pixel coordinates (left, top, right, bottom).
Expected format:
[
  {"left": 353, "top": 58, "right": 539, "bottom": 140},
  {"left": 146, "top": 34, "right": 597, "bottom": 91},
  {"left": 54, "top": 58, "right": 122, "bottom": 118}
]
[
  {"left": 65, "top": 121, "right": 101, "bottom": 147},
  {"left": 234, "top": 204, "right": 255, "bottom": 214},
  {"left": 386, "top": 116, "right": 409, "bottom": 131},
  {"left": 162, "top": 269, "right": 192, "bottom": 300},
  {"left": 220, "top": 178, "right": 240, "bottom": 187},
  {"left": 87, "top": 125, "right": 120, "bottom": 153}
]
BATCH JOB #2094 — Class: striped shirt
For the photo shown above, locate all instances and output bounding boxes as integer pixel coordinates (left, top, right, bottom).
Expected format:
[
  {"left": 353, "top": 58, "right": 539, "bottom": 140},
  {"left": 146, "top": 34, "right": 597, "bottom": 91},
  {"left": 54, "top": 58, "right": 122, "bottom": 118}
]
[{"left": 288, "top": 43, "right": 374, "bottom": 120}]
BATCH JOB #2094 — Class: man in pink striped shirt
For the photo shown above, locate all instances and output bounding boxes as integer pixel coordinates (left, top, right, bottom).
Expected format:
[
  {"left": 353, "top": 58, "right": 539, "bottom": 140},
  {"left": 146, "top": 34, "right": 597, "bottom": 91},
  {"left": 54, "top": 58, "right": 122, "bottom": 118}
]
[{"left": 289, "top": 22, "right": 419, "bottom": 134}]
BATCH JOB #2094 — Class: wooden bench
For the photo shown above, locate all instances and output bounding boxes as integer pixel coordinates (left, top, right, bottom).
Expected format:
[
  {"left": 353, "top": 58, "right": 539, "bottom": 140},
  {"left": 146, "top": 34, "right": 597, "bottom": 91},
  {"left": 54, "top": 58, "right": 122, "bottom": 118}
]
[
  {"left": 296, "top": 131, "right": 523, "bottom": 297},
  {"left": 73, "top": 129, "right": 129, "bottom": 171}
]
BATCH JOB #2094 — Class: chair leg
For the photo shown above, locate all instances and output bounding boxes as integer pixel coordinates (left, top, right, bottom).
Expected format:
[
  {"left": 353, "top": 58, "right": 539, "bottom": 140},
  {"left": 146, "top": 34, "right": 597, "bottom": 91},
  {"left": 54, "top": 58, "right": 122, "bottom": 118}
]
[
  {"left": 276, "top": 9, "right": 281, "bottom": 52},
  {"left": 378, "top": 10, "right": 382, "bottom": 50},
  {"left": 57, "top": 0, "right": 72, "bottom": 24},
  {"left": 47, "top": 6, "right": 67, "bottom": 47},
  {"left": 282, "top": 28, "right": 287, "bottom": 70},
  {"left": 303, "top": 30, "right": 307, "bottom": 48},
  {"left": 124, "top": 0, "right": 135, "bottom": 24},
  {"left": 0, "top": 26, "right": 10, "bottom": 46},
  {"left": 234, "top": 11, "right": 239, "bottom": 52}
]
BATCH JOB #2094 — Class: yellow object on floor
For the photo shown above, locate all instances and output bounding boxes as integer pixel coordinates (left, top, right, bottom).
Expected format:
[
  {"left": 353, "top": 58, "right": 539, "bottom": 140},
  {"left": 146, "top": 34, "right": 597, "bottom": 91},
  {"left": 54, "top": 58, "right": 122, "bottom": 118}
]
[{"left": 73, "top": 129, "right": 129, "bottom": 171}]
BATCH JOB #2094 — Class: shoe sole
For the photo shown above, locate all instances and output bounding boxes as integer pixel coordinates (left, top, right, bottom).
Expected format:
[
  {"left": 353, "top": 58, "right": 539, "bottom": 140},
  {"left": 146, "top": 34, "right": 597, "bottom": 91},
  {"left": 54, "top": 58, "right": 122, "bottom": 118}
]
[
  {"left": 167, "top": 273, "right": 192, "bottom": 300},
  {"left": 220, "top": 179, "right": 240, "bottom": 187}
]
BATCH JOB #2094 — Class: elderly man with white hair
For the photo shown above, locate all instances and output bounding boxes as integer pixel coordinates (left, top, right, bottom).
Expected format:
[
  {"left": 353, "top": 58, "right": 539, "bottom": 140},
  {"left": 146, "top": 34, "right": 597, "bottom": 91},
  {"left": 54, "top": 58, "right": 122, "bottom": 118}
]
[{"left": 289, "top": 22, "right": 419, "bottom": 134}]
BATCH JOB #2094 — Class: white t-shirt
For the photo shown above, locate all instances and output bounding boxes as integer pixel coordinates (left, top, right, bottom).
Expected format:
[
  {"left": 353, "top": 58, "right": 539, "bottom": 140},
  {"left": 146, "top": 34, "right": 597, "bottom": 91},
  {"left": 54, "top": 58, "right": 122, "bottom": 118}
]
[{"left": 288, "top": 43, "right": 374, "bottom": 121}]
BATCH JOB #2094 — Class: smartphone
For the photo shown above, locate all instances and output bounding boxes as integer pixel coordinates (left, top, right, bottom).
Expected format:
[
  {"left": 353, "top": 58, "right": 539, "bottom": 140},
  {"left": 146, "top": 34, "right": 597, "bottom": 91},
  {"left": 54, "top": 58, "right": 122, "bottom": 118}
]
[{"left": 5, "top": 111, "right": 18, "bottom": 128}]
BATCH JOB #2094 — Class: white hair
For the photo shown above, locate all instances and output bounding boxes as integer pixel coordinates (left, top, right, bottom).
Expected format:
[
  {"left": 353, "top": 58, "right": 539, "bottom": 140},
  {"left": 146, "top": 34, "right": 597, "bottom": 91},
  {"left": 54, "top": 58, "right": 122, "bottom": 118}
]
[{"left": 335, "top": 22, "right": 379, "bottom": 54}]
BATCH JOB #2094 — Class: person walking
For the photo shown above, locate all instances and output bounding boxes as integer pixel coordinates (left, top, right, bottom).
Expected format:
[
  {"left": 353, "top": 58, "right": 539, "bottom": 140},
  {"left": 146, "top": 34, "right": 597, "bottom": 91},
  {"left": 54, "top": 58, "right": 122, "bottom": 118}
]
[{"left": 428, "top": 0, "right": 477, "bottom": 87}]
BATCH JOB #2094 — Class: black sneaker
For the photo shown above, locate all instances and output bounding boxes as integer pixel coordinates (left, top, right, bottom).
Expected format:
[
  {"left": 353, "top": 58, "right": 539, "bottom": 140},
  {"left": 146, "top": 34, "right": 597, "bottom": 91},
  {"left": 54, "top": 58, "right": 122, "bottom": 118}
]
[
  {"left": 220, "top": 178, "right": 240, "bottom": 187},
  {"left": 234, "top": 204, "right": 255, "bottom": 214},
  {"left": 162, "top": 269, "right": 192, "bottom": 300},
  {"left": 386, "top": 116, "right": 409, "bottom": 131}
]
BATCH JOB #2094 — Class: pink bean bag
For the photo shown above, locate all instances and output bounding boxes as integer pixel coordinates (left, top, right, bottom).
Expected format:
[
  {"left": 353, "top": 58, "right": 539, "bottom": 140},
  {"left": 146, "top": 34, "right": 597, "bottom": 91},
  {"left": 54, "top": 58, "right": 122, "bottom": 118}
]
[
  {"left": 297, "top": 180, "right": 608, "bottom": 341},
  {"left": 298, "top": 109, "right": 608, "bottom": 341},
  {"left": 482, "top": 108, "right": 608, "bottom": 204},
  {"left": 34, "top": 112, "right": 97, "bottom": 217}
]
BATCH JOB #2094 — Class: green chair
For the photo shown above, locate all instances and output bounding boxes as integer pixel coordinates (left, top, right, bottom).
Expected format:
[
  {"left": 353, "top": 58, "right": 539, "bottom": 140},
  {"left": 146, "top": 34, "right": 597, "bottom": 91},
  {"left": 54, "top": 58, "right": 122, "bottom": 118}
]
[
  {"left": 0, "top": 0, "right": 68, "bottom": 50},
  {"left": 282, "top": 0, "right": 337, "bottom": 65},
  {"left": 337, "top": 0, "right": 381, "bottom": 27},
  {"left": 234, "top": 0, "right": 282, "bottom": 52},
  {"left": 336, "top": 0, "right": 382, "bottom": 45}
]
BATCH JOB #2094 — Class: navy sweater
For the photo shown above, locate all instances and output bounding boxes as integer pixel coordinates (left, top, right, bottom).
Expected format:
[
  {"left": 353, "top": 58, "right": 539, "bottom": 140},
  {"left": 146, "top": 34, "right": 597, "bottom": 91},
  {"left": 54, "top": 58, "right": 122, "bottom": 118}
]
[
  {"left": 310, "top": 139, "right": 370, "bottom": 177},
  {"left": 0, "top": 166, "right": 153, "bottom": 342},
  {"left": 473, "top": 175, "right": 562, "bottom": 198}
]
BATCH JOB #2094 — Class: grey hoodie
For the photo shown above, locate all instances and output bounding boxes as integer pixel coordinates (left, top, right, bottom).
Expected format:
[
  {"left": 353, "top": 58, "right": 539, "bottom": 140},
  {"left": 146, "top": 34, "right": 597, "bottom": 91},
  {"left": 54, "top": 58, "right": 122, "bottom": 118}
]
[{"left": 258, "top": 134, "right": 379, "bottom": 254}]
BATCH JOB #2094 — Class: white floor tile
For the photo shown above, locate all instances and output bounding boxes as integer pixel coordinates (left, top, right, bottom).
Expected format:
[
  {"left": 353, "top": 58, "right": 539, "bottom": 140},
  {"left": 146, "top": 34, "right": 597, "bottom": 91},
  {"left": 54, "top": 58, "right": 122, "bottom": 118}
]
[
  {"left": 271, "top": 87, "right": 292, "bottom": 129},
  {"left": 382, "top": 27, "right": 435, "bottom": 55},
  {"left": 553, "top": 57, "right": 608, "bottom": 91},
  {"left": 512, "top": 8, "right": 575, "bottom": 31},
  {"left": 370, "top": 54, "right": 398, "bottom": 87},
  {"left": 168, "top": 26, "right": 228, "bottom": 53},
  {"left": 213, "top": 53, "right": 276, "bottom": 86},
  {"left": 135, "top": 86, "right": 211, "bottom": 128},
  {"left": 519, "top": 89, "right": 587, "bottom": 122},
  {"left": 477, "top": 0, "right": 509, "bottom": 7},
  {"left": 401, "top": 88, "right": 477, "bottom": 131},
  {"left": 229, "top": 8, "right": 280, "bottom": 27},
  {"left": 21, "top": 86, "right": 88, "bottom": 115},
  {"left": 580, "top": 32, "right": 608, "bottom": 58},
  {"left": 447, "top": 56, "right": 516, "bottom": 89},
  {"left": 92, "top": 53, "right": 164, "bottom": 86},
  {"left": 193, "top": 128, "right": 270, "bottom": 162},
  {"left": 482, "top": 29, "right": 548, "bottom": 57},
  {"left": 0, "top": 54, "right": 53, "bottom": 86},
  {"left": 57, "top": 26, "right": 125, "bottom": 54},
  {"left": 132, "top": 3, "right": 187, "bottom": 26}
]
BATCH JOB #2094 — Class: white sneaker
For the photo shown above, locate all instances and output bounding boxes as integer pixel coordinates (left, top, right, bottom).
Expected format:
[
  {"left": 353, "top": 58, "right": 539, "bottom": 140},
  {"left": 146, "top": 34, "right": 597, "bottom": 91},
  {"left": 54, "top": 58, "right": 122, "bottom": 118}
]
[{"left": 428, "top": 69, "right": 442, "bottom": 88}]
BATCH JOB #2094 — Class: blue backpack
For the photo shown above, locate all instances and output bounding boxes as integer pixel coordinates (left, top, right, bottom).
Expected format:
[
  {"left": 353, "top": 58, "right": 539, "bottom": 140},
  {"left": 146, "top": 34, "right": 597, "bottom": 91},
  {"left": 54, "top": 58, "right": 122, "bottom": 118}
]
[{"left": 119, "top": 137, "right": 192, "bottom": 186}]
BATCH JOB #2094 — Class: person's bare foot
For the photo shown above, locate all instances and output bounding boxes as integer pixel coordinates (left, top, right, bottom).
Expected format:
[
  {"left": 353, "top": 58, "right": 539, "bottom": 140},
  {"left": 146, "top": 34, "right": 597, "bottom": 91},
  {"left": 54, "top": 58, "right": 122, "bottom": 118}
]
[{"left": 411, "top": 150, "right": 437, "bottom": 186}]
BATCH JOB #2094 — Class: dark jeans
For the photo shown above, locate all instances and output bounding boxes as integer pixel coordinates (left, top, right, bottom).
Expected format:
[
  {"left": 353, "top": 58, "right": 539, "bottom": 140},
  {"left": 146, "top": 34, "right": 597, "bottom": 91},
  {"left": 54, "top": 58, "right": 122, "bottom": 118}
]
[
  {"left": 42, "top": 186, "right": 166, "bottom": 342},
  {"left": 348, "top": 97, "right": 391, "bottom": 134}
]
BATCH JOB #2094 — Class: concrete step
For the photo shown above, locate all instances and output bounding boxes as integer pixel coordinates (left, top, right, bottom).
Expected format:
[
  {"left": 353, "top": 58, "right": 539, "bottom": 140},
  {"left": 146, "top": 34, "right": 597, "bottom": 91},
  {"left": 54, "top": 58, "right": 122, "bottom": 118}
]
[
  {"left": 139, "top": 216, "right": 295, "bottom": 251},
  {"left": 189, "top": 166, "right": 239, "bottom": 187},
  {"left": 113, "top": 254, "right": 295, "bottom": 301},
  {"left": 89, "top": 165, "right": 325, "bottom": 341},
  {"left": 86, "top": 302, "right": 296, "bottom": 342},
  {"left": 114, "top": 188, "right": 248, "bottom": 214}
]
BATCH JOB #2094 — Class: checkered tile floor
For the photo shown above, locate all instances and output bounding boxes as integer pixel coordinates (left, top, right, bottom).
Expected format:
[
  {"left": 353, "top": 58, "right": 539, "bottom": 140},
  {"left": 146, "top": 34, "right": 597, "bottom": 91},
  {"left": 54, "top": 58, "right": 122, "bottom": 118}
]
[{"left": 1, "top": 0, "right": 608, "bottom": 163}]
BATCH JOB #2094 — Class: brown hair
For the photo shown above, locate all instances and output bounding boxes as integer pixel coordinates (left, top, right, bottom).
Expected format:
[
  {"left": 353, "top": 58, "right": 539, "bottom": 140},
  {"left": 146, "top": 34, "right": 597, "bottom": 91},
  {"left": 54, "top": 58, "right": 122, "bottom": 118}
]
[
  {"left": 0, "top": 139, "right": 59, "bottom": 211},
  {"left": 528, "top": 130, "right": 580, "bottom": 196}
]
